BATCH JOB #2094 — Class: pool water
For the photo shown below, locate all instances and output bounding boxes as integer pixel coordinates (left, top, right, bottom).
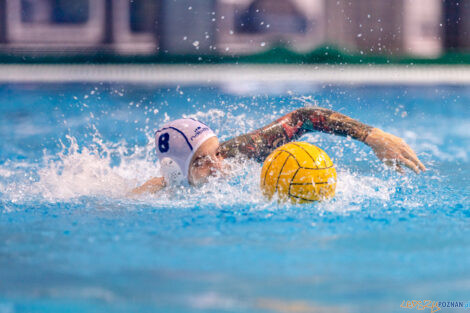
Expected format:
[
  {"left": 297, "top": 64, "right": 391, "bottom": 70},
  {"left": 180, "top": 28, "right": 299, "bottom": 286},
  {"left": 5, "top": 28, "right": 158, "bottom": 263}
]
[{"left": 0, "top": 82, "right": 469, "bottom": 313}]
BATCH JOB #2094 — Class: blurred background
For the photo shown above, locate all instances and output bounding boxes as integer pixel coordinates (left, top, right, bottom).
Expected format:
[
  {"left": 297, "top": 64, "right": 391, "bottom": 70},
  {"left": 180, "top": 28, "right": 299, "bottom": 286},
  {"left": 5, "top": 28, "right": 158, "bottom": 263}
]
[{"left": 0, "top": 0, "right": 468, "bottom": 63}]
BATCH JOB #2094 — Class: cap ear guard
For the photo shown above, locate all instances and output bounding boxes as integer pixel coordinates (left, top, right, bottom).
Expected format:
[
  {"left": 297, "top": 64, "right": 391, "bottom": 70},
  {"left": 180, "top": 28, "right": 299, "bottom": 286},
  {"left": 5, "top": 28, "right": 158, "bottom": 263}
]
[{"left": 160, "top": 157, "right": 184, "bottom": 185}]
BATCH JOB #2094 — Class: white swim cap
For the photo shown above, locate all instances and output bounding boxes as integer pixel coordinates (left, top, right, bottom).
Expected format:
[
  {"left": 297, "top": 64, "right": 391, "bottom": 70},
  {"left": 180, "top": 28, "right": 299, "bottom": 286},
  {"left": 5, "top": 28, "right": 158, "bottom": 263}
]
[{"left": 155, "top": 118, "right": 216, "bottom": 184}]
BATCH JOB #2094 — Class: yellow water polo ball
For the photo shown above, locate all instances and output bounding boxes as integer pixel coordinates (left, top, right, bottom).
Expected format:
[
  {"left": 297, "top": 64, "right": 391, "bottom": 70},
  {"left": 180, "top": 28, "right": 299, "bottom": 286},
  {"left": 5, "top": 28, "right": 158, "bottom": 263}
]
[{"left": 260, "top": 142, "right": 337, "bottom": 203}]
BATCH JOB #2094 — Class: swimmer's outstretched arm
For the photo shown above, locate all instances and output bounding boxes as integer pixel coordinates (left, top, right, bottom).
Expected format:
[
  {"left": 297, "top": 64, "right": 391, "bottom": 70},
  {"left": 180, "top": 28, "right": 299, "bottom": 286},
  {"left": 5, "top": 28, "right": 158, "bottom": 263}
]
[
  {"left": 129, "top": 177, "right": 166, "bottom": 195},
  {"left": 219, "top": 107, "right": 426, "bottom": 174}
]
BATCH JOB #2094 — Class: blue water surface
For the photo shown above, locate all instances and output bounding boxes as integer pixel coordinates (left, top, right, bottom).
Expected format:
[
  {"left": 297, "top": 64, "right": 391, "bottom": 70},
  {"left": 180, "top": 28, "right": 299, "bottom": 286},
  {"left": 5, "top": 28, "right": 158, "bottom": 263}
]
[{"left": 0, "top": 82, "right": 469, "bottom": 313}]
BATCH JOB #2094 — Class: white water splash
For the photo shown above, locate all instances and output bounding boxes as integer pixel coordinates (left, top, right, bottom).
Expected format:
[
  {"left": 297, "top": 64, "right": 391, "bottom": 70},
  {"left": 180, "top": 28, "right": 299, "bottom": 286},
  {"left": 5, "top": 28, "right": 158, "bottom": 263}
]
[
  {"left": 3, "top": 131, "right": 159, "bottom": 202},
  {"left": 183, "top": 109, "right": 258, "bottom": 140},
  {"left": 325, "top": 169, "right": 397, "bottom": 212},
  {"left": 34, "top": 136, "right": 132, "bottom": 200}
]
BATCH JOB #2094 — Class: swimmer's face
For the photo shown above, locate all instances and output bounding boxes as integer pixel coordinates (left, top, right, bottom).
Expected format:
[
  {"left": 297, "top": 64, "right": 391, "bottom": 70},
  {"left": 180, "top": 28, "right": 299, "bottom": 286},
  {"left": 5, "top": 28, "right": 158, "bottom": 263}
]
[{"left": 188, "top": 137, "right": 226, "bottom": 185}]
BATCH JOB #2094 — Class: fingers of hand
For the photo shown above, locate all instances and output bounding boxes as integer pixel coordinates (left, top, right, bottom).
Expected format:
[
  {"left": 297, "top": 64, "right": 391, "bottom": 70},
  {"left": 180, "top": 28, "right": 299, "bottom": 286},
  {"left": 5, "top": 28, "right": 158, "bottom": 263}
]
[
  {"left": 408, "top": 151, "right": 426, "bottom": 171},
  {"left": 398, "top": 156, "right": 421, "bottom": 174},
  {"left": 384, "top": 159, "right": 405, "bottom": 174},
  {"left": 375, "top": 137, "right": 426, "bottom": 174},
  {"left": 383, "top": 155, "right": 422, "bottom": 174},
  {"left": 401, "top": 147, "right": 426, "bottom": 172},
  {"left": 408, "top": 154, "right": 426, "bottom": 172}
]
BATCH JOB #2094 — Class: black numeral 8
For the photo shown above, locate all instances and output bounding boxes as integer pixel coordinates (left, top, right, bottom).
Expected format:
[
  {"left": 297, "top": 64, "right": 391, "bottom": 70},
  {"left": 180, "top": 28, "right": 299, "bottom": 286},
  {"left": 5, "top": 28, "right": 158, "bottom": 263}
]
[{"left": 158, "top": 133, "right": 170, "bottom": 153}]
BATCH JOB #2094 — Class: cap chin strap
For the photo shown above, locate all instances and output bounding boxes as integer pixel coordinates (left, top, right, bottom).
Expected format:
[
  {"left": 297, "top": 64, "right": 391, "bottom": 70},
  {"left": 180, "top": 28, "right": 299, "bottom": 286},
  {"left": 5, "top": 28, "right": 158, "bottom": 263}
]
[{"left": 160, "top": 157, "right": 184, "bottom": 185}]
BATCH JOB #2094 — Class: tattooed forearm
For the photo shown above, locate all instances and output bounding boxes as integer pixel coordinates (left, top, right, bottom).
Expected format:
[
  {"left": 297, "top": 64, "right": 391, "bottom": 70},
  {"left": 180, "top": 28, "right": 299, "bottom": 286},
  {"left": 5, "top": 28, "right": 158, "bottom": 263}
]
[{"left": 219, "top": 107, "right": 373, "bottom": 161}]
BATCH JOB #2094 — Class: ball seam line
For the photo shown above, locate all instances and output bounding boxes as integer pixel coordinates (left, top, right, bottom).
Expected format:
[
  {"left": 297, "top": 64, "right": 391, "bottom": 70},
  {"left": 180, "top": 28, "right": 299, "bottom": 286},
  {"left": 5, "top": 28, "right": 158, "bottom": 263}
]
[
  {"left": 262, "top": 150, "right": 283, "bottom": 187},
  {"left": 313, "top": 145, "right": 328, "bottom": 168},
  {"left": 290, "top": 182, "right": 332, "bottom": 185},
  {"left": 295, "top": 165, "right": 335, "bottom": 170},
  {"left": 288, "top": 167, "right": 301, "bottom": 200},
  {"left": 289, "top": 194, "right": 316, "bottom": 203},
  {"left": 290, "top": 142, "right": 318, "bottom": 168},
  {"left": 276, "top": 150, "right": 300, "bottom": 167},
  {"left": 275, "top": 155, "right": 291, "bottom": 193}
]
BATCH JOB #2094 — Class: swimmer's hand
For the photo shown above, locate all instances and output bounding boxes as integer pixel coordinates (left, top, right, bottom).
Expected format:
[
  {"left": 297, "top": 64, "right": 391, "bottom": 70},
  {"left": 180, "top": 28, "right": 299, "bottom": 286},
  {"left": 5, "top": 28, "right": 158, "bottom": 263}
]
[
  {"left": 129, "top": 177, "right": 166, "bottom": 195},
  {"left": 365, "top": 128, "right": 426, "bottom": 174}
]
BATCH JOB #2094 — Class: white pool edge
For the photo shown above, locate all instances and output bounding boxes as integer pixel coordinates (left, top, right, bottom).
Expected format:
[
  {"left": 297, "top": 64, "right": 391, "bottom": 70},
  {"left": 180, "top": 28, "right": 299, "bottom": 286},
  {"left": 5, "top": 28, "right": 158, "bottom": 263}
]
[{"left": 2, "top": 64, "right": 470, "bottom": 85}]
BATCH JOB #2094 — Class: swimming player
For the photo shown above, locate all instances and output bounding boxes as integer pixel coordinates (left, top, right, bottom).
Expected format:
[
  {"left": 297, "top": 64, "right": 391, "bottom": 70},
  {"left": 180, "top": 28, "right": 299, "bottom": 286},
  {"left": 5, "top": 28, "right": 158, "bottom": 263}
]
[{"left": 131, "top": 107, "right": 426, "bottom": 194}]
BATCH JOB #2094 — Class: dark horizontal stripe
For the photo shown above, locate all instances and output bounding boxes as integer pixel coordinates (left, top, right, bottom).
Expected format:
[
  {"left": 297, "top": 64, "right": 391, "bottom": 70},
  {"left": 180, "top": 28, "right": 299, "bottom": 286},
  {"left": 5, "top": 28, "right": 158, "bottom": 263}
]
[
  {"left": 288, "top": 194, "right": 316, "bottom": 202},
  {"left": 290, "top": 181, "right": 336, "bottom": 185},
  {"left": 298, "top": 165, "right": 334, "bottom": 170}
]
